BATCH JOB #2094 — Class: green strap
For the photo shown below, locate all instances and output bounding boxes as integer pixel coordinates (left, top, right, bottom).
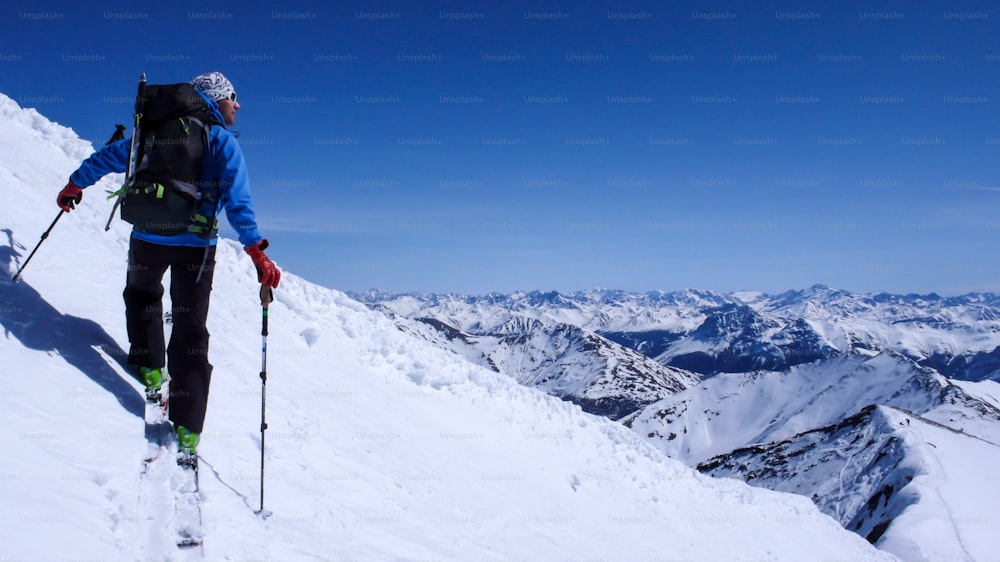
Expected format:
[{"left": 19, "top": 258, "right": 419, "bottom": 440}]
[
  {"left": 188, "top": 212, "right": 220, "bottom": 235},
  {"left": 109, "top": 183, "right": 171, "bottom": 199},
  {"left": 123, "top": 183, "right": 164, "bottom": 197}
]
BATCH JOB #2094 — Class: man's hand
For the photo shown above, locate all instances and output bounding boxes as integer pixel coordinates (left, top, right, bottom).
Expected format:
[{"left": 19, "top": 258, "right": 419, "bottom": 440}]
[
  {"left": 246, "top": 239, "right": 280, "bottom": 289},
  {"left": 57, "top": 182, "right": 83, "bottom": 212}
]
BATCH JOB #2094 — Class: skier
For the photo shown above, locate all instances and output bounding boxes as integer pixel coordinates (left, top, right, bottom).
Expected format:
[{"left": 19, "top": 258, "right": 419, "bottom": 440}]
[{"left": 56, "top": 72, "right": 280, "bottom": 456}]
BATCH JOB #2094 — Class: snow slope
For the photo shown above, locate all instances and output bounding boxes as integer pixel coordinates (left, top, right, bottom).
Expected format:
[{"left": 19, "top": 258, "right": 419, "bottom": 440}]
[
  {"left": 387, "top": 311, "right": 701, "bottom": 420},
  {"left": 623, "top": 350, "right": 1000, "bottom": 561},
  {"left": 624, "top": 352, "right": 1000, "bottom": 465},
  {"left": 701, "top": 405, "right": 1000, "bottom": 562},
  {"left": 0, "top": 93, "right": 894, "bottom": 560}
]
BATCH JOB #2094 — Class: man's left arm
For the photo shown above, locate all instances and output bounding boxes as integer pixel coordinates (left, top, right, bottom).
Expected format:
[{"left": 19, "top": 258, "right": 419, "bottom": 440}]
[{"left": 69, "top": 138, "right": 130, "bottom": 188}]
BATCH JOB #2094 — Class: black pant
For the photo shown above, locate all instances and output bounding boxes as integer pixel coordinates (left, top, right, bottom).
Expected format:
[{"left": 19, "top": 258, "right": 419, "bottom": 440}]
[{"left": 124, "top": 238, "right": 216, "bottom": 434}]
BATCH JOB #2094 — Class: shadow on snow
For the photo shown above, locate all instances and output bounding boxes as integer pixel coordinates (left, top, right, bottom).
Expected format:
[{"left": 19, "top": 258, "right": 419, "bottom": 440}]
[{"left": 0, "top": 227, "right": 142, "bottom": 419}]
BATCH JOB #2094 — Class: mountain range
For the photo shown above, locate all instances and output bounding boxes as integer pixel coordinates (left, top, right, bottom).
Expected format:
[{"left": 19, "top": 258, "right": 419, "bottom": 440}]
[
  {"left": 359, "top": 286, "right": 1000, "bottom": 382},
  {"left": 357, "top": 288, "right": 1000, "bottom": 560}
]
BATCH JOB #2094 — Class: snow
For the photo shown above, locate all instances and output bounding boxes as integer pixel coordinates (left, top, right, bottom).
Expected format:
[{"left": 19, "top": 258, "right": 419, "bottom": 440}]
[
  {"left": 367, "top": 285, "right": 1000, "bottom": 376},
  {"left": 369, "top": 289, "right": 721, "bottom": 335},
  {"left": 950, "top": 378, "right": 1000, "bottom": 410},
  {"left": 699, "top": 404, "right": 1000, "bottom": 562},
  {"left": 628, "top": 352, "right": 1000, "bottom": 464},
  {"left": 0, "top": 93, "right": 894, "bottom": 560},
  {"left": 878, "top": 408, "right": 1000, "bottom": 562},
  {"left": 631, "top": 349, "right": 1000, "bottom": 561}
]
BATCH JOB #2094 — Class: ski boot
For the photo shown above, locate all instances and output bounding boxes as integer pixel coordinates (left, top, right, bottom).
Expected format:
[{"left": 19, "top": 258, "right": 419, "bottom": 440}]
[
  {"left": 140, "top": 367, "right": 165, "bottom": 405},
  {"left": 176, "top": 425, "right": 200, "bottom": 470}
]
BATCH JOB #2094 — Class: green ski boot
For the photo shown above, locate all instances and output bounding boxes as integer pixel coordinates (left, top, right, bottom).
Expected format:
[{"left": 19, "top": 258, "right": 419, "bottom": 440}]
[
  {"left": 140, "top": 367, "right": 165, "bottom": 404},
  {"left": 176, "top": 425, "right": 200, "bottom": 469}
]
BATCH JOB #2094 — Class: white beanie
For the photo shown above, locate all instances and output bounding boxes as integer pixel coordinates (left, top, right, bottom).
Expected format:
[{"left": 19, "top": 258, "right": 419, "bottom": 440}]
[{"left": 191, "top": 72, "right": 236, "bottom": 102}]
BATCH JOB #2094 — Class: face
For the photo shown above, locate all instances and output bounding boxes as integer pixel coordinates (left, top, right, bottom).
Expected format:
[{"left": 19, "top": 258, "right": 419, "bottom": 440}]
[{"left": 217, "top": 97, "right": 239, "bottom": 126}]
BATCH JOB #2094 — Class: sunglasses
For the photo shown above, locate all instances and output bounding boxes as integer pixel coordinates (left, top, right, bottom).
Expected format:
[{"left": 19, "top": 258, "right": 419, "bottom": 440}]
[{"left": 228, "top": 91, "right": 237, "bottom": 103}]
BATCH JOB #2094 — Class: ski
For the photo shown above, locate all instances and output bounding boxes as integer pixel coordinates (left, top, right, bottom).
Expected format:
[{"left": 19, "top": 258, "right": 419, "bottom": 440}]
[
  {"left": 91, "top": 344, "right": 181, "bottom": 556},
  {"left": 143, "top": 380, "right": 170, "bottom": 463},
  {"left": 139, "top": 376, "right": 205, "bottom": 552},
  {"left": 93, "top": 313, "right": 205, "bottom": 552},
  {"left": 173, "top": 453, "right": 203, "bottom": 548},
  {"left": 137, "top": 379, "right": 182, "bottom": 557}
]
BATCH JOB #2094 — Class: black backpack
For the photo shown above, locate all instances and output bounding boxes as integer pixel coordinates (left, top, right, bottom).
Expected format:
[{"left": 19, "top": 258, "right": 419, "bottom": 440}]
[{"left": 118, "top": 83, "right": 222, "bottom": 237}]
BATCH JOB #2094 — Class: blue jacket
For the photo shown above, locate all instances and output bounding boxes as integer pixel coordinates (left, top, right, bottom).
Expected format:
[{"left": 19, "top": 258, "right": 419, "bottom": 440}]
[{"left": 70, "top": 90, "right": 263, "bottom": 249}]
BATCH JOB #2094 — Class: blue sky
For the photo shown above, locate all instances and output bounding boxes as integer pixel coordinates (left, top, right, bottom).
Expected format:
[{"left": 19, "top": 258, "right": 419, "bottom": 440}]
[{"left": 3, "top": 0, "right": 1000, "bottom": 295}]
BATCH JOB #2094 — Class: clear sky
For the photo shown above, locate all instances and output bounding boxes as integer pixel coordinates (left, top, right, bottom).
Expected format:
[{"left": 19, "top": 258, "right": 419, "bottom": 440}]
[{"left": 3, "top": 0, "right": 1000, "bottom": 295}]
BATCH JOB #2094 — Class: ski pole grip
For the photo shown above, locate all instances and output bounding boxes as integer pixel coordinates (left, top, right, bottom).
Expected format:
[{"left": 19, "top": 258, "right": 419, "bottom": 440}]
[{"left": 260, "top": 284, "right": 271, "bottom": 336}]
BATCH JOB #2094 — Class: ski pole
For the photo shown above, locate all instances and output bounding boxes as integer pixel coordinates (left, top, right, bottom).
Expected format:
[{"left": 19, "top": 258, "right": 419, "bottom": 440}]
[
  {"left": 256, "top": 283, "right": 273, "bottom": 517},
  {"left": 105, "top": 73, "right": 146, "bottom": 232},
  {"left": 11, "top": 211, "right": 64, "bottom": 283}
]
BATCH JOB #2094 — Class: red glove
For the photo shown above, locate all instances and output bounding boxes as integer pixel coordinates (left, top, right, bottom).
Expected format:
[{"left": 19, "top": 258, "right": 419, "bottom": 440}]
[
  {"left": 57, "top": 181, "right": 83, "bottom": 212},
  {"left": 246, "top": 239, "right": 280, "bottom": 289}
]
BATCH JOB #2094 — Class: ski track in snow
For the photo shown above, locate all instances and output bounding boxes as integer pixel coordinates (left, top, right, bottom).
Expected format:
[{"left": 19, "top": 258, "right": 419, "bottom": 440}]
[
  {"left": 906, "top": 425, "right": 975, "bottom": 562},
  {"left": 927, "top": 455, "right": 974, "bottom": 562},
  {"left": 138, "top": 437, "right": 179, "bottom": 558}
]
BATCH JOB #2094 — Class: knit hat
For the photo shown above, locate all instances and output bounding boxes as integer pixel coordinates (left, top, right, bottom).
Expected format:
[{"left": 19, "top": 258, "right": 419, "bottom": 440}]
[{"left": 191, "top": 72, "right": 236, "bottom": 102}]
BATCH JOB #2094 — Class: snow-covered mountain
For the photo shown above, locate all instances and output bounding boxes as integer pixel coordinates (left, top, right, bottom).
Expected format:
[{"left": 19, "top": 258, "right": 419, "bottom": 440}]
[
  {"left": 360, "top": 287, "right": 1000, "bottom": 383},
  {"left": 383, "top": 308, "right": 701, "bottom": 420},
  {"left": 359, "top": 287, "right": 1000, "bottom": 560},
  {"left": 623, "top": 352, "right": 1000, "bottom": 465},
  {"left": 700, "top": 405, "right": 1000, "bottom": 561},
  {"left": 0, "top": 93, "right": 895, "bottom": 559},
  {"left": 628, "top": 351, "right": 1000, "bottom": 560}
]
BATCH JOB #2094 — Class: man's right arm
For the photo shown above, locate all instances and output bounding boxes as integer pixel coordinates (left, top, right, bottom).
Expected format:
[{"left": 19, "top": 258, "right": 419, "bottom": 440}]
[{"left": 69, "top": 138, "right": 130, "bottom": 188}]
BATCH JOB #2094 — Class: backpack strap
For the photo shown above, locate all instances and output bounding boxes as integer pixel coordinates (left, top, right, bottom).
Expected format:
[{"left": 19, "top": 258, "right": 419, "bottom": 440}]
[
  {"left": 185, "top": 116, "right": 221, "bottom": 238},
  {"left": 190, "top": 115, "right": 221, "bottom": 285}
]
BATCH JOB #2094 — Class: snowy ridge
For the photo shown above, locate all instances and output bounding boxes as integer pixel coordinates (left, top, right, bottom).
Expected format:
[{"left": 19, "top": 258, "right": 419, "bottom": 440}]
[
  {"left": 624, "top": 351, "right": 1000, "bottom": 560},
  {"left": 0, "top": 92, "right": 892, "bottom": 559},
  {"left": 700, "top": 405, "right": 1000, "bottom": 562},
  {"left": 623, "top": 352, "right": 1000, "bottom": 465},
  {"left": 700, "top": 405, "right": 918, "bottom": 543},
  {"left": 391, "top": 311, "right": 702, "bottom": 419}
]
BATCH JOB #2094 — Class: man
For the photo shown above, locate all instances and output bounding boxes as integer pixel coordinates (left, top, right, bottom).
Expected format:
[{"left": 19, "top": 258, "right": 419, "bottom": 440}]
[{"left": 56, "top": 72, "right": 279, "bottom": 457}]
